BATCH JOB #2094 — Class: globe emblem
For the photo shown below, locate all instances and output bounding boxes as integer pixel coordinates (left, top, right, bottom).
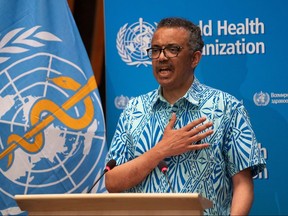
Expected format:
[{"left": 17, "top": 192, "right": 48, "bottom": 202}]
[
  {"left": 117, "top": 18, "right": 156, "bottom": 67},
  {"left": 114, "top": 95, "right": 130, "bottom": 109},
  {"left": 0, "top": 53, "right": 107, "bottom": 205},
  {"left": 253, "top": 91, "right": 270, "bottom": 106}
]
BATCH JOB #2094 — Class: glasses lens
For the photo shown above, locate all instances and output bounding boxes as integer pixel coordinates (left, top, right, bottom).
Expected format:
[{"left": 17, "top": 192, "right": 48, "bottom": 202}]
[
  {"left": 165, "top": 46, "right": 181, "bottom": 58},
  {"left": 147, "top": 46, "right": 182, "bottom": 59},
  {"left": 147, "top": 48, "right": 159, "bottom": 59}
]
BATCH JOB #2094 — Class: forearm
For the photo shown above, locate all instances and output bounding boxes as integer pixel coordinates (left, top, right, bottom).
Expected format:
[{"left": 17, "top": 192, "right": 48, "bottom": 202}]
[
  {"left": 230, "top": 169, "right": 254, "bottom": 216},
  {"left": 105, "top": 114, "right": 213, "bottom": 192},
  {"left": 105, "top": 145, "right": 165, "bottom": 192}
]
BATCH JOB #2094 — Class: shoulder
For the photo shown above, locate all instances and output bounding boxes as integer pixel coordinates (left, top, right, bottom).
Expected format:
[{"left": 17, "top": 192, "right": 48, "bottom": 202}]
[
  {"left": 122, "top": 89, "right": 158, "bottom": 114},
  {"left": 197, "top": 82, "right": 246, "bottom": 116},
  {"left": 201, "top": 82, "right": 241, "bottom": 103}
]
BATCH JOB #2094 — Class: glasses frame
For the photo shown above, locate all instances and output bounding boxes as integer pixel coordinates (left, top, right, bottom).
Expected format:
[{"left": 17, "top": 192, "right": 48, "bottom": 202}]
[{"left": 146, "top": 45, "right": 184, "bottom": 60}]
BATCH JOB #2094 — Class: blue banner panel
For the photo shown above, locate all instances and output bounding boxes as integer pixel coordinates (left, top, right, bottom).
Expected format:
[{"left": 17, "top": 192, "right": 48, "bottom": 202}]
[{"left": 104, "top": 0, "right": 288, "bottom": 215}]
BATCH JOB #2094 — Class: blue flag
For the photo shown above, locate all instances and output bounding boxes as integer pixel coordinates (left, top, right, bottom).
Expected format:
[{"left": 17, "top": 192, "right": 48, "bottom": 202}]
[{"left": 0, "top": 0, "right": 107, "bottom": 214}]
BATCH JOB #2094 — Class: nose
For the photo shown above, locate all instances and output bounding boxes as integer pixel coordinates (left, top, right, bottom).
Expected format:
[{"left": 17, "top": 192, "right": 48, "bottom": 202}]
[{"left": 158, "top": 49, "right": 168, "bottom": 61}]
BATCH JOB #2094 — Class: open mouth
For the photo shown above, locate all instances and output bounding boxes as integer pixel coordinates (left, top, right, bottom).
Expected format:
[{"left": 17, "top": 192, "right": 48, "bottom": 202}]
[{"left": 159, "top": 67, "right": 172, "bottom": 73}]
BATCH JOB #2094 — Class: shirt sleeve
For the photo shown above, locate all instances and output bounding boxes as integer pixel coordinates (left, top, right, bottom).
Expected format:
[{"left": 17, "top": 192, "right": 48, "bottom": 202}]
[
  {"left": 223, "top": 103, "right": 266, "bottom": 177},
  {"left": 106, "top": 106, "right": 134, "bottom": 166}
]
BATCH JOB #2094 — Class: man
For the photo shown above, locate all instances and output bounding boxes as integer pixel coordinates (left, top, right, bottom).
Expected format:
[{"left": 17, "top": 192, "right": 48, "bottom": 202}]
[{"left": 105, "top": 17, "right": 266, "bottom": 215}]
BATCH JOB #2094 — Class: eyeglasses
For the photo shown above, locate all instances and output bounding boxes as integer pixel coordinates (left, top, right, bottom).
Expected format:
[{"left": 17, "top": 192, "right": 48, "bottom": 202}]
[{"left": 146, "top": 45, "right": 184, "bottom": 59}]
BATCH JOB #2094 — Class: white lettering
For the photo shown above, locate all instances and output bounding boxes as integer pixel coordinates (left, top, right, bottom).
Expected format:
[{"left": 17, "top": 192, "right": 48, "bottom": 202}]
[
  {"left": 199, "top": 20, "right": 213, "bottom": 36},
  {"left": 202, "top": 39, "right": 265, "bottom": 56},
  {"left": 271, "top": 93, "right": 288, "bottom": 98},
  {"left": 253, "top": 143, "right": 268, "bottom": 180},
  {"left": 218, "top": 20, "right": 228, "bottom": 35},
  {"left": 217, "top": 18, "right": 265, "bottom": 36}
]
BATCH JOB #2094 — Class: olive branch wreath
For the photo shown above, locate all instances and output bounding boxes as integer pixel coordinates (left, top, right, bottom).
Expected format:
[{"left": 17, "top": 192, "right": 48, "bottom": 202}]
[
  {"left": 116, "top": 23, "right": 151, "bottom": 67},
  {"left": 116, "top": 24, "right": 132, "bottom": 64},
  {"left": 0, "top": 26, "right": 61, "bottom": 64}
]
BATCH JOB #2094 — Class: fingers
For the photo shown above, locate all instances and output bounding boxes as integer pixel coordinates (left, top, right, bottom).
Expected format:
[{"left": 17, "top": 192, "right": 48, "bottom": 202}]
[
  {"left": 190, "top": 121, "right": 213, "bottom": 137},
  {"left": 188, "top": 128, "right": 214, "bottom": 144},
  {"left": 184, "top": 116, "right": 207, "bottom": 131},
  {"left": 160, "top": 115, "right": 213, "bottom": 157},
  {"left": 165, "top": 114, "right": 213, "bottom": 143},
  {"left": 166, "top": 113, "right": 177, "bottom": 130},
  {"left": 184, "top": 117, "right": 213, "bottom": 146},
  {"left": 187, "top": 143, "right": 210, "bottom": 151},
  {"left": 186, "top": 129, "right": 213, "bottom": 152},
  {"left": 183, "top": 116, "right": 213, "bottom": 138}
]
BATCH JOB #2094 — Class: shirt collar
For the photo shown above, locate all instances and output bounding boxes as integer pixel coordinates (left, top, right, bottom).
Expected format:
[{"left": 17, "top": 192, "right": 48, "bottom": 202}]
[{"left": 151, "top": 76, "right": 203, "bottom": 108}]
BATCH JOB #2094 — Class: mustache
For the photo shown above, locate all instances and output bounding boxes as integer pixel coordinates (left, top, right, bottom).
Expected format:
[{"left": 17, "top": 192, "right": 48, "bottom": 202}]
[{"left": 156, "top": 61, "right": 173, "bottom": 69}]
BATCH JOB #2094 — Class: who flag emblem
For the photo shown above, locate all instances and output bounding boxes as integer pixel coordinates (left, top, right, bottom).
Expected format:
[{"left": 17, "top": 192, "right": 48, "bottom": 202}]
[
  {"left": 0, "top": 0, "right": 107, "bottom": 215},
  {"left": 116, "top": 18, "right": 157, "bottom": 67}
]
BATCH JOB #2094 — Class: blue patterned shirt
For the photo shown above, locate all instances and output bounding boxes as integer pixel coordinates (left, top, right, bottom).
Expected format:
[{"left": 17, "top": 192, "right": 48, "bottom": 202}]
[{"left": 107, "top": 77, "right": 266, "bottom": 215}]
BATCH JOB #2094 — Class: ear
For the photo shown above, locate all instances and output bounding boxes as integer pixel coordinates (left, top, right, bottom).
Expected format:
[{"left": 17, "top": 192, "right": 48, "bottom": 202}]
[{"left": 191, "top": 51, "right": 202, "bottom": 69}]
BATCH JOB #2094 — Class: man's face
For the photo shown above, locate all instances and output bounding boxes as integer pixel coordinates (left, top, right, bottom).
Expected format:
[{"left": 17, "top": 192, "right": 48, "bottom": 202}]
[{"left": 151, "top": 27, "right": 197, "bottom": 93}]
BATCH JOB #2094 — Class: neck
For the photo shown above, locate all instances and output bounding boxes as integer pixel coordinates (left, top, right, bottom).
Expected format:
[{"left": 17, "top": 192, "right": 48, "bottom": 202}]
[{"left": 162, "top": 77, "right": 194, "bottom": 105}]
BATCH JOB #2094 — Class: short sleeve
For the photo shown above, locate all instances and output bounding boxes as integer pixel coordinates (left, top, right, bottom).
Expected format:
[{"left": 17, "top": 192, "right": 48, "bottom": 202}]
[
  {"left": 223, "top": 104, "right": 266, "bottom": 177},
  {"left": 106, "top": 110, "right": 134, "bottom": 166}
]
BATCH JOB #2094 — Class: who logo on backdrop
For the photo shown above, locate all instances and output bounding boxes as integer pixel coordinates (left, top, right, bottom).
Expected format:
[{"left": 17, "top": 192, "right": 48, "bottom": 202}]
[
  {"left": 253, "top": 91, "right": 270, "bottom": 106},
  {"left": 116, "top": 18, "right": 157, "bottom": 67}
]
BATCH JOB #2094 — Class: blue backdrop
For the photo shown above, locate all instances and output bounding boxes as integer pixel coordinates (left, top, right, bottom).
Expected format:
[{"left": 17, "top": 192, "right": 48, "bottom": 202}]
[{"left": 104, "top": 0, "right": 288, "bottom": 215}]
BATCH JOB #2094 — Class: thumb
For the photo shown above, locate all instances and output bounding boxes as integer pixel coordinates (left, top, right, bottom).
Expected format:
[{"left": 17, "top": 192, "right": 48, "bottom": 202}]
[{"left": 167, "top": 113, "right": 177, "bottom": 130}]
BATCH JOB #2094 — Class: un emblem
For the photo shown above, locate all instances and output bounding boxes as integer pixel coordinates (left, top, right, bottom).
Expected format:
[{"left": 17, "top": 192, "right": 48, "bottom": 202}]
[
  {"left": 114, "top": 95, "right": 130, "bottom": 109},
  {"left": 117, "top": 18, "right": 157, "bottom": 67},
  {"left": 0, "top": 26, "right": 106, "bottom": 214},
  {"left": 0, "top": 54, "right": 106, "bottom": 192},
  {"left": 253, "top": 91, "right": 270, "bottom": 106}
]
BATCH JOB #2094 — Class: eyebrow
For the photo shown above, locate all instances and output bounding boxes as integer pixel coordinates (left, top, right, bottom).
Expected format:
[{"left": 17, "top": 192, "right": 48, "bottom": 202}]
[{"left": 151, "top": 43, "right": 180, "bottom": 48}]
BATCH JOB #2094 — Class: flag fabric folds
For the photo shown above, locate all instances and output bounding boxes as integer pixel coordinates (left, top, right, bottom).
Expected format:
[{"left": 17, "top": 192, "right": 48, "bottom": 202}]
[{"left": 0, "top": 0, "right": 107, "bottom": 215}]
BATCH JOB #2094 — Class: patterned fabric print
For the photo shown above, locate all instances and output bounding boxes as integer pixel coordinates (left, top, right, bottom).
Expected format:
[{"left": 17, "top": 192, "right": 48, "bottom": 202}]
[{"left": 107, "top": 77, "right": 266, "bottom": 215}]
